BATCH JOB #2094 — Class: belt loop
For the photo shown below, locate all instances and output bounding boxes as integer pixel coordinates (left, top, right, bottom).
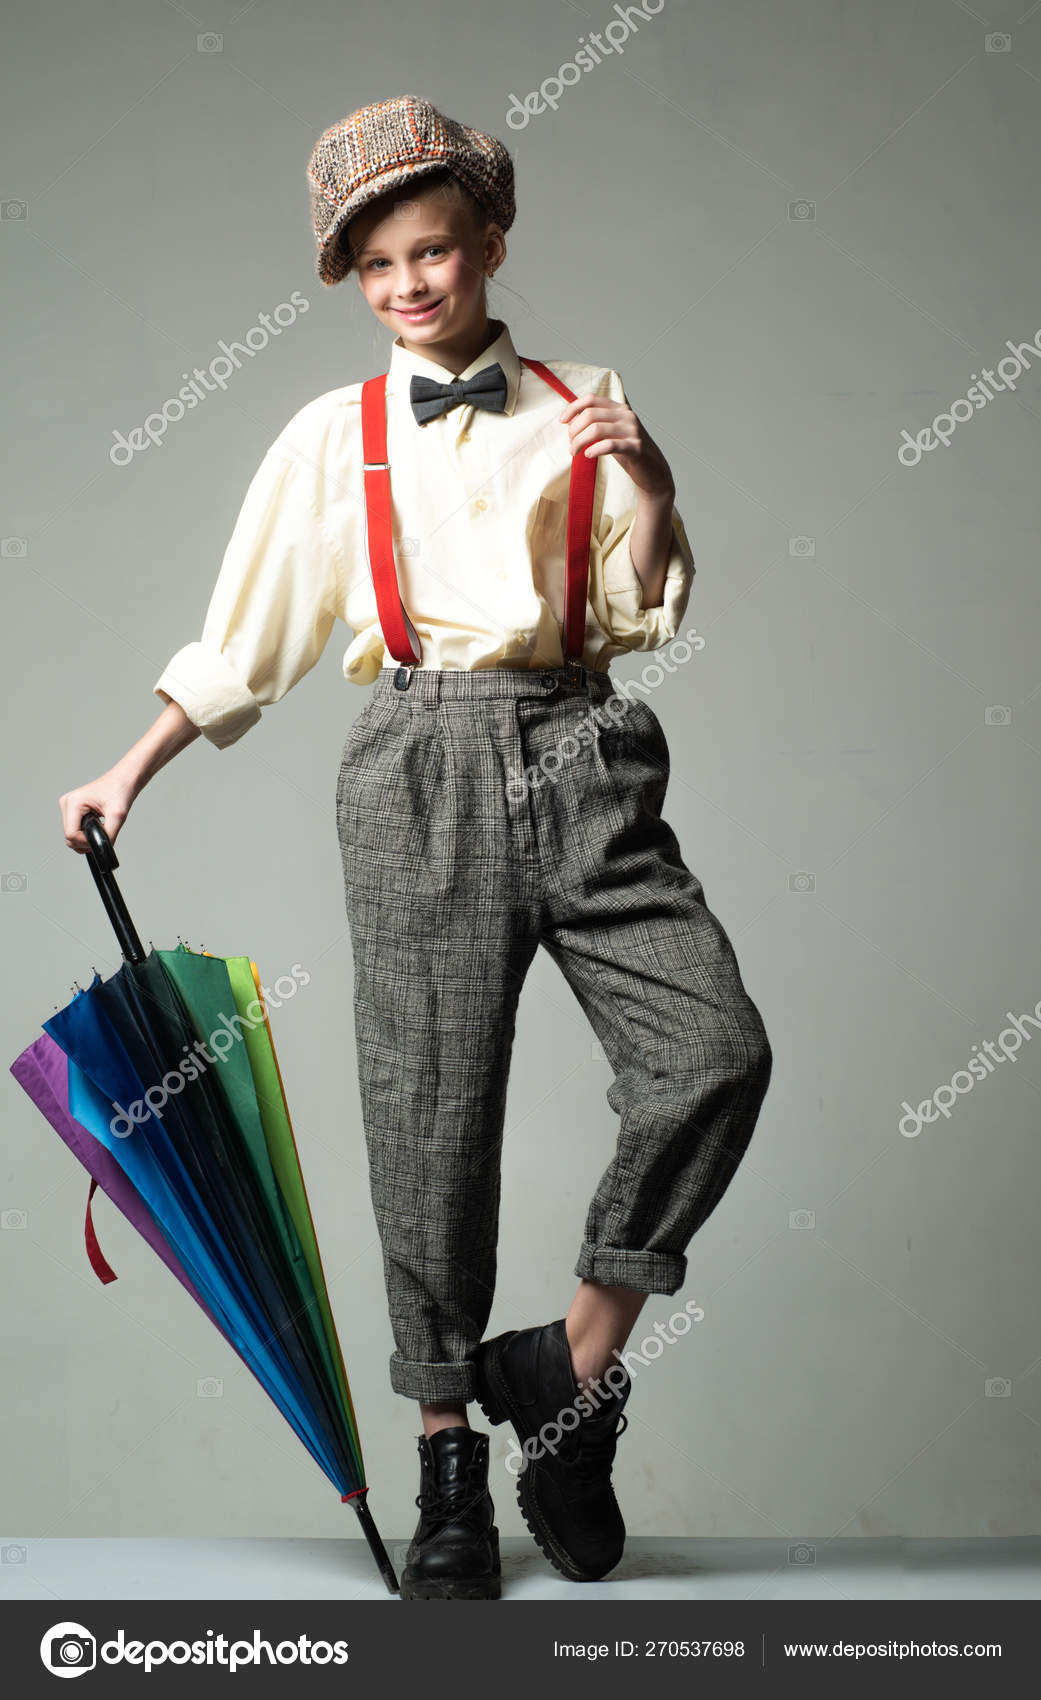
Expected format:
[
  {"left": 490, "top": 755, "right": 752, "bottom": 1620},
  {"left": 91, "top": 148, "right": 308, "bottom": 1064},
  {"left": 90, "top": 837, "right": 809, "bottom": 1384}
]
[{"left": 419, "top": 668, "right": 440, "bottom": 710}]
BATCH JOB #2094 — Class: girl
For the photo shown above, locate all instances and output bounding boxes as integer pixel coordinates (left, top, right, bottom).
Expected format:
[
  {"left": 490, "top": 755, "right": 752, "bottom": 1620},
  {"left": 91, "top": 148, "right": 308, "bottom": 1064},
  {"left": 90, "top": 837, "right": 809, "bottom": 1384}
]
[{"left": 59, "top": 94, "right": 772, "bottom": 1602}]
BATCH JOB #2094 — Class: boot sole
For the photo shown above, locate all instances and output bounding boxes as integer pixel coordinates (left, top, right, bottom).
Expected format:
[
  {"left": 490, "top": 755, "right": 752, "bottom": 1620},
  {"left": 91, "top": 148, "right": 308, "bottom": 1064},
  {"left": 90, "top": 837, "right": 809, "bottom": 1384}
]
[
  {"left": 475, "top": 1333, "right": 619, "bottom": 1584},
  {"left": 400, "top": 1574, "right": 502, "bottom": 1600}
]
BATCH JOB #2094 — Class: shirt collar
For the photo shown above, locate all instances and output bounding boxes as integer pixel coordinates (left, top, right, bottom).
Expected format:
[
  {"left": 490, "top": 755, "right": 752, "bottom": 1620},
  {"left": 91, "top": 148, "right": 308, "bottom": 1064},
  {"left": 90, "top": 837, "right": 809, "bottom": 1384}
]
[{"left": 387, "top": 318, "right": 522, "bottom": 417}]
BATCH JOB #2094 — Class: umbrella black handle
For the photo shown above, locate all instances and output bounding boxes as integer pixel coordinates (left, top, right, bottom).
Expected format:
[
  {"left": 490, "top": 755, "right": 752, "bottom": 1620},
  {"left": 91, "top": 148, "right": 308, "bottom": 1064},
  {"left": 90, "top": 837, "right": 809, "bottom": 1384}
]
[
  {"left": 80, "top": 809, "right": 147, "bottom": 966},
  {"left": 350, "top": 1490, "right": 400, "bottom": 1595}
]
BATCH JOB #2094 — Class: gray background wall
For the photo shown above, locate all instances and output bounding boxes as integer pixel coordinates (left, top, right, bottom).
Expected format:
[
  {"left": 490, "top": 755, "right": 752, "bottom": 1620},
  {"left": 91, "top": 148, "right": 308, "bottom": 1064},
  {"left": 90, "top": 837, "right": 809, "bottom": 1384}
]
[{"left": 4, "top": 0, "right": 1041, "bottom": 1562}]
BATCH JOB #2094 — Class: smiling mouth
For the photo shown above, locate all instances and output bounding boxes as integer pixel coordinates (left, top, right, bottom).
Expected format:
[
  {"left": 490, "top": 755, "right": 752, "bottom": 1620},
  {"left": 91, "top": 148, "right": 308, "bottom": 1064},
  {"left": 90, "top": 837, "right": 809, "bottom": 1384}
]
[{"left": 394, "top": 300, "right": 444, "bottom": 319}]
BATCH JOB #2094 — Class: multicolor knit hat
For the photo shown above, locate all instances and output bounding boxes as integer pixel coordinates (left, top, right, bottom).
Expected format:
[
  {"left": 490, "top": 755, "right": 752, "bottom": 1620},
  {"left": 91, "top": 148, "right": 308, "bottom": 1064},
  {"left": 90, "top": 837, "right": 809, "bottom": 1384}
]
[{"left": 306, "top": 95, "right": 516, "bottom": 286}]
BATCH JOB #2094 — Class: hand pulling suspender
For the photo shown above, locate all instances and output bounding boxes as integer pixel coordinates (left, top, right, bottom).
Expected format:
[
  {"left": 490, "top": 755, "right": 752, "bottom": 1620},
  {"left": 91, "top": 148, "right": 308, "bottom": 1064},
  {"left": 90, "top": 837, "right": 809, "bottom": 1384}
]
[{"left": 359, "top": 356, "right": 598, "bottom": 686}]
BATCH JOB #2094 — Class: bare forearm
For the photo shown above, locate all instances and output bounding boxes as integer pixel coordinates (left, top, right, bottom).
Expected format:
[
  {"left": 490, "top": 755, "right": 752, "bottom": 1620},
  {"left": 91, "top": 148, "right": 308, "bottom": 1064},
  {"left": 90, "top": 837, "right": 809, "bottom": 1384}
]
[
  {"left": 627, "top": 486, "right": 676, "bottom": 610},
  {"left": 116, "top": 694, "right": 201, "bottom": 799}
]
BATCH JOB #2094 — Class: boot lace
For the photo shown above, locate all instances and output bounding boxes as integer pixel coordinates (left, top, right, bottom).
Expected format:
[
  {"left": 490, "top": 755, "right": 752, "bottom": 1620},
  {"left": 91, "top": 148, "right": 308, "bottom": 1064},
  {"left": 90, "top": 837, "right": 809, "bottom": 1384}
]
[
  {"left": 415, "top": 1461, "right": 487, "bottom": 1525},
  {"left": 556, "top": 1411, "right": 629, "bottom": 1481}
]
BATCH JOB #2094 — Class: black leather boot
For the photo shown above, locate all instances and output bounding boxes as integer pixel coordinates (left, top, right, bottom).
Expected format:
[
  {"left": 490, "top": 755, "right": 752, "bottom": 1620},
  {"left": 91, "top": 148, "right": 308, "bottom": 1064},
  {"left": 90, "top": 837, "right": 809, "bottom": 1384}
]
[
  {"left": 475, "top": 1319, "right": 630, "bottom": 1582},
  {"left": 399, "top": 1426, "right": 501, "bottom": 1600}
]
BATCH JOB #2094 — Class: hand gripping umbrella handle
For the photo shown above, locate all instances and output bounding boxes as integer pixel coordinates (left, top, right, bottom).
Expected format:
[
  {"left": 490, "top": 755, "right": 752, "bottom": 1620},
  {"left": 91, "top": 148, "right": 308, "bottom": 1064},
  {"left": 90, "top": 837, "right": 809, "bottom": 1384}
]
[{"left": 80, "top": 809, "right": 147, "bottom": 966}]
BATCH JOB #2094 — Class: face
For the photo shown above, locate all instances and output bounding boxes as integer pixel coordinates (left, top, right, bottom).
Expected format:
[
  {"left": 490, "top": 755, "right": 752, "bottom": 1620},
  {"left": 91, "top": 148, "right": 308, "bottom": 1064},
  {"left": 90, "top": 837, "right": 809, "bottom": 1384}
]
[{"left": 348, "top": 185, "right": 505, "bottom": 355}]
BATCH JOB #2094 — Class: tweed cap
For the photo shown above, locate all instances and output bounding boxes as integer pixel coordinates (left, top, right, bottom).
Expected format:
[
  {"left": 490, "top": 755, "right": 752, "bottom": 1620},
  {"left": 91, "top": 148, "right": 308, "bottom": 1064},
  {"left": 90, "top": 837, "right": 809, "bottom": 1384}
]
[{"left": 306, "top": 95, "right": 515, "bottom": 286}]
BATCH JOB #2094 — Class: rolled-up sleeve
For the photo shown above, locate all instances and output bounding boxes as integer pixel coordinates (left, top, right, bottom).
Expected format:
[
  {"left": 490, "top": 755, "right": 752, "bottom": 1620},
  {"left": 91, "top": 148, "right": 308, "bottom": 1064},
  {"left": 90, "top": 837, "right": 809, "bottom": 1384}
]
[
  {"left": 594, "top": 368, "right": 696, "bottom": 652},
  {"left": 154, "top": 443, "right": 343, "bottom": 749}
]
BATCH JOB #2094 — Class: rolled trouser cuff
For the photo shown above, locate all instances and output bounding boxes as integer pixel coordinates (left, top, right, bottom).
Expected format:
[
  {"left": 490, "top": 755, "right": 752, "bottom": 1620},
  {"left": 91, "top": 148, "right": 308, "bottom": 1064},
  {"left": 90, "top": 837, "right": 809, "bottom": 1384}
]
[
  {"left": 575, "top": 1243, "right": 687, "bottom": 1296},
  {"left": 389, "top": 1351, "right": 477, "bottom": 1404}
]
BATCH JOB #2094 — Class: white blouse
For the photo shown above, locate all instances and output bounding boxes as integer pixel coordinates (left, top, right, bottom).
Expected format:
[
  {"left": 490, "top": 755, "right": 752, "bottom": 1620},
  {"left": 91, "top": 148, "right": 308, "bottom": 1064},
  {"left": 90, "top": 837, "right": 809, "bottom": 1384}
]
[{"left": 154, "top": 318, "right": 696, "bottom": 749}]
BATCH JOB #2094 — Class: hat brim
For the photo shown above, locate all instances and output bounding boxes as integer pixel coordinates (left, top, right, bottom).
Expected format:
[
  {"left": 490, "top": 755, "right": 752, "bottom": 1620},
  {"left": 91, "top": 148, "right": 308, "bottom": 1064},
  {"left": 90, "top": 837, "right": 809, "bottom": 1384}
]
[
  {"left": 317, "top": 162, "right": 460, "bottom": 285},
  {"left": 315, "top": 159, "right": 508, "bottom": 285}
]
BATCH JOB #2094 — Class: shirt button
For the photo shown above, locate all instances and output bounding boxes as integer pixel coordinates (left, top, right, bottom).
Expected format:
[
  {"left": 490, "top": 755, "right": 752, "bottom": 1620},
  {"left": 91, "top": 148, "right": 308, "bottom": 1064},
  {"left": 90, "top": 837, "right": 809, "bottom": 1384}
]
[
  {"left": 473, "top": 497, "right": 488, "bottom": 512},
  {"left": 496, "top": 569, "right": 507, "bottom": 582},
  {"left": 540, "top": 672, "right": 556, "bottom": 689}
]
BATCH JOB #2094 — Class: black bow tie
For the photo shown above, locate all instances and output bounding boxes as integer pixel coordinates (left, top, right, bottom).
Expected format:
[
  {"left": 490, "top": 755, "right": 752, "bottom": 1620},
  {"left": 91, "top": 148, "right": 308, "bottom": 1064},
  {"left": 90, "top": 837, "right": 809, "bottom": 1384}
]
[{"left": 409, "top": 362, "right": 508, "bottom": 425}]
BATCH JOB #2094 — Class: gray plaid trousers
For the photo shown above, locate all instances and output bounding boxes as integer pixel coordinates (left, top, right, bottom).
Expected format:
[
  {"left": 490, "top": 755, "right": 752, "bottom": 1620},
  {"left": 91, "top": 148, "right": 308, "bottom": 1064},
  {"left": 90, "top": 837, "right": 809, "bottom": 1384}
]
[{"left": 334, "top": 665, "right": 772, "bottom": 1403}]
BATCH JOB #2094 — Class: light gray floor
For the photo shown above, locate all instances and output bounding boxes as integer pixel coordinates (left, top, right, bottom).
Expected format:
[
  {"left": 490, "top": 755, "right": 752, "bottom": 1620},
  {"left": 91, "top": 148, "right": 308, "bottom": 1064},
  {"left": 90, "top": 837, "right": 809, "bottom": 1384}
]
[{"left": 2, "top": 1538, "right": 1040, "bottom": 1600}]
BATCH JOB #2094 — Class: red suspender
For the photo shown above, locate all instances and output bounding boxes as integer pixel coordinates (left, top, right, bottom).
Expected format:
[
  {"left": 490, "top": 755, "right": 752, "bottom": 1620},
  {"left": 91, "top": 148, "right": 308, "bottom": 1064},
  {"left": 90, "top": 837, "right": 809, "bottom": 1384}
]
[
  {"left": 359, "top": 357, "right": 597, "bottom": 668},
  {"left": 519, "top": 358, "right": 597, "bottom": 665},
  {"left": 360, "top": 372, "right": 423, "bottom": 664}
]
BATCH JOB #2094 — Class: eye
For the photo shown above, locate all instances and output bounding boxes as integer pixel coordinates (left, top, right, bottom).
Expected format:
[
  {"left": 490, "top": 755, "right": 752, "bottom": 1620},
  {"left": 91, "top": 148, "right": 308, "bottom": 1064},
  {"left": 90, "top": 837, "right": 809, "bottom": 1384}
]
[{"left": 365, "top": 244, "right": 447, "bottom": 271}]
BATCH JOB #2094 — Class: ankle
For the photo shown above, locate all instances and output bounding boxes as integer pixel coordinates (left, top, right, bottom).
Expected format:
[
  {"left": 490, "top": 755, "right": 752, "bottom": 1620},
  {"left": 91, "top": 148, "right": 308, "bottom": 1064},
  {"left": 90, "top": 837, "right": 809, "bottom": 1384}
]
[
  {"left": 420, "top": 1402, "right": 470, "bottom": 1439},
  {"left": 564, "top": 1322, "right": 622, "bottom": 1400},
  {"left": 562, "top": 1318, "right": 594, "bottom": 1386}
]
